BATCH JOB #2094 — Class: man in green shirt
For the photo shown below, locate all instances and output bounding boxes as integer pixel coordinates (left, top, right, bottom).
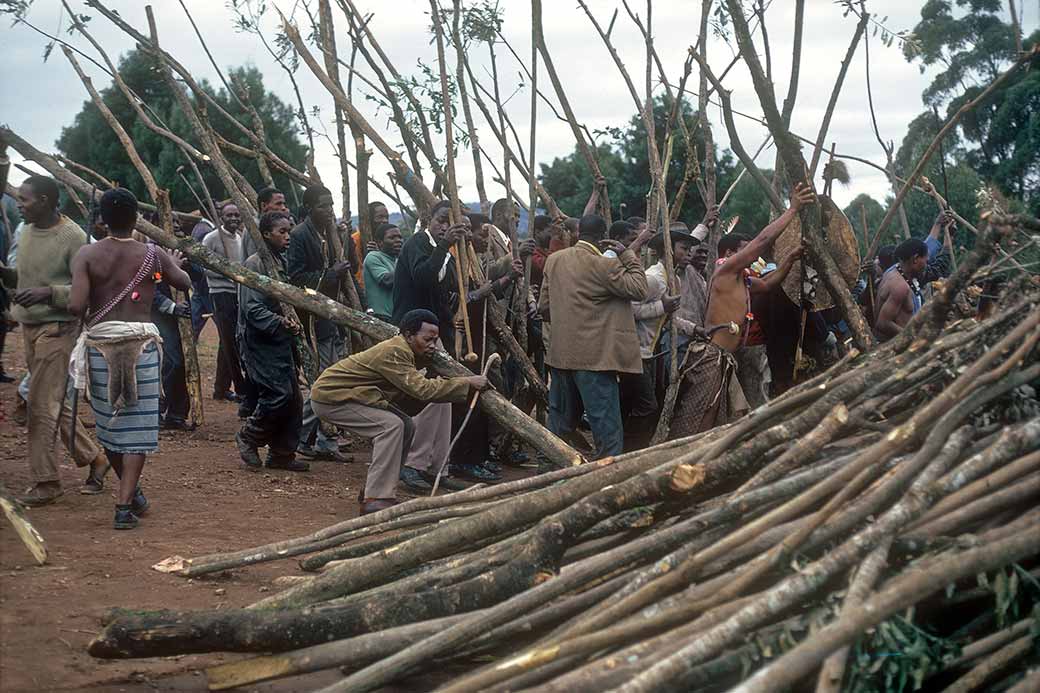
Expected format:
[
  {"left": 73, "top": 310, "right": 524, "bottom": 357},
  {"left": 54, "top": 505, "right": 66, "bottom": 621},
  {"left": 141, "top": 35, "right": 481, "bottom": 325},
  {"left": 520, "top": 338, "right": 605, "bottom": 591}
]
[
  {"left": 310, "top": 309, "right": 486, "bottom": 515},
  {"left": 6, "top": 175, "right": 106, "bottom": 506},
  {"left": 362, "top": 222, "right": 402, "bottom": 322}
]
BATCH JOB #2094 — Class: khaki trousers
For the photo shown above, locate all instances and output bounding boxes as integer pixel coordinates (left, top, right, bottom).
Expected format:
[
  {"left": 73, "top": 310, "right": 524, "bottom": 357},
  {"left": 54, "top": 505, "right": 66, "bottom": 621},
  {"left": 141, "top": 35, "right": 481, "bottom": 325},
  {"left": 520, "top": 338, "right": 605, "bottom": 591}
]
[
  {"left": 22, "top": 321, "right": 101, "bottom": 484},
  {"left": 311, "top": 400, "right": 452, "bottom": 499}
]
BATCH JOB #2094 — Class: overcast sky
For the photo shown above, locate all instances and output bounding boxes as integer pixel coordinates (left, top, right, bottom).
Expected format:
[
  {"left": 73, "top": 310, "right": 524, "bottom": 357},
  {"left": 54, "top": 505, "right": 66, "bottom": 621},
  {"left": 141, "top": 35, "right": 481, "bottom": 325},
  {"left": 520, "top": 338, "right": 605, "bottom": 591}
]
[{"left": 3, "top": 1, "right": 1035, "bottom": 218}]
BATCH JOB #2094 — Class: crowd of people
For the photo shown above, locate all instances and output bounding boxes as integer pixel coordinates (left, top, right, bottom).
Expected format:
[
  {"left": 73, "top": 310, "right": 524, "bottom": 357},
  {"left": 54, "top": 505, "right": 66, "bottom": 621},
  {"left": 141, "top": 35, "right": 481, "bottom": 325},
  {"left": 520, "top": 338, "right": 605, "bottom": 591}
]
[{"left": 0, "top": 165, "right": 956, "bottom": 527}]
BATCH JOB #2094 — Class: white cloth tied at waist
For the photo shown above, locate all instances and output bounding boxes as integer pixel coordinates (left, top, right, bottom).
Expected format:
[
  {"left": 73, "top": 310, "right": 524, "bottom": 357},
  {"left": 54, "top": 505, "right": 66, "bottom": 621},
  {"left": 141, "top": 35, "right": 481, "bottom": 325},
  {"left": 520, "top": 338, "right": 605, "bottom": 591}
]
[{"left": 70, "top": 320, "right": 163, "bottom": 393}]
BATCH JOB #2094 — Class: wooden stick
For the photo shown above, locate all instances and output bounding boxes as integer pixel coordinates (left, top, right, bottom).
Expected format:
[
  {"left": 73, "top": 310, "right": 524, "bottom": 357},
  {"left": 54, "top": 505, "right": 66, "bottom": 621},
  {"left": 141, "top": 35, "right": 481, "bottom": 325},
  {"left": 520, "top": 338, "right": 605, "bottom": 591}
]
[
  {"left": 533, "top": 0, "right": 611, "bottom": 222},
  {"left": 0, "top": 488, "right": 47, "bottom": 565},
  {"left": 430, "top": 0, "right": 477, "bottom": 364}
]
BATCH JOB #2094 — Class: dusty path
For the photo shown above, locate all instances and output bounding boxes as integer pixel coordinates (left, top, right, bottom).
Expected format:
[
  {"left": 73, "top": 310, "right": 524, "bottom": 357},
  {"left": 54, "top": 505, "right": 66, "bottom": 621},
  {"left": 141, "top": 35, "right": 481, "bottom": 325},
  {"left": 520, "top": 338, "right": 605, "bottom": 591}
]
[{"left": 0, "top": 323, "right": 369, "bottom": 691}]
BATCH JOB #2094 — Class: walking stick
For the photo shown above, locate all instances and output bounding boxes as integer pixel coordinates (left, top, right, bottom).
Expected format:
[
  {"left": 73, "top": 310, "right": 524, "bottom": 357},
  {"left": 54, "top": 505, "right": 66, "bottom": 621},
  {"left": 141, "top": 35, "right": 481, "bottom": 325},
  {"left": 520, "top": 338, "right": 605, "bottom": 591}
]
[{"left": 430, "top": 353, "right": 501, "bottom": 496}]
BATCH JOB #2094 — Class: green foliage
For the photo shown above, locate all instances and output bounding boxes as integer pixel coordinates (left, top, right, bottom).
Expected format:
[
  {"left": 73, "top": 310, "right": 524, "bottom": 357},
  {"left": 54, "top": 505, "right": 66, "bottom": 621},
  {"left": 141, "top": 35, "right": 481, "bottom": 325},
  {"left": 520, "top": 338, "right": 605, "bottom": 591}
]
[
  {"left": 903, "top": 2, "right": 1039, "bottom": 214},
  {"left": 537, "top": 96, "right": 770, "bottom": 235},
  {"left": 54, "top": 49, "right": 308, "bottom": 213},
  {"left": 847, "top": 614, "right": 961, "bottom": 692}
]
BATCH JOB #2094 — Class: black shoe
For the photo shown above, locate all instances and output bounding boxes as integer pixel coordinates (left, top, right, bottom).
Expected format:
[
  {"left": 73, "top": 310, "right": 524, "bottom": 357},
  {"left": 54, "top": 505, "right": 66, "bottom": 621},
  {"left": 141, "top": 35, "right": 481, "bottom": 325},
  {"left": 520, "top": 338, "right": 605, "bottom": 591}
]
[
  {"left": 266, "top": 457, "right": 310, "bottom": 472},
  {"left": 296, "top": 446, "right": 352, "bottom": 463},
  {"left": 131, "top": 487, "right": 149, "bottom": 515},
  {"left": 450, "top": 463, "right": 501, "bottom": 483},
  {"left": 161, "top": 417, "right": 196, "bottom": 431},
  {"left": 213, "top": 391, "right": 239, "bottom": 403},
  {"left": 416, "top": 469, "right": 468, "bottom": 491},
  {"left": 482, "top": 459, "right": 502, "bottom": 475},
  {"left": 0, "top": 373, "right": 14, "bottom": 384},
  {"left": 399, "top": 466, "right": 433, "bottom": 494},
  {"left": 114, "top": 504, "right": 139, "bottom": 530},
  {"left": 236, "top": 432, "right": 263, "bottom": 469}
]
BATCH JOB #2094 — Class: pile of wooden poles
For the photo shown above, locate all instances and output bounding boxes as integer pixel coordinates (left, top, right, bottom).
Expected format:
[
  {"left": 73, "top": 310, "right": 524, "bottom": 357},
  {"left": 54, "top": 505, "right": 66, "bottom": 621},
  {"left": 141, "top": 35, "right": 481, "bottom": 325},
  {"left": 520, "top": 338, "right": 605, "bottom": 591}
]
[{"left": 84, "top": 219, "right": 1040, "bottom": 692}]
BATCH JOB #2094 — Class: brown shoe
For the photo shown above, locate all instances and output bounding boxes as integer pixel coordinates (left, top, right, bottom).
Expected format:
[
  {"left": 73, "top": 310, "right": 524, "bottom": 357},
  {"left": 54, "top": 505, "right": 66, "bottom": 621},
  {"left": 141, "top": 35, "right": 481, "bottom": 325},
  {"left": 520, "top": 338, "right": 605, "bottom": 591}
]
[
  {"left": 20, "top": 482, "right": 64, "bottom": 507},
  {"left": 359, "top": 498, "right": 398, "bottom": 516}
]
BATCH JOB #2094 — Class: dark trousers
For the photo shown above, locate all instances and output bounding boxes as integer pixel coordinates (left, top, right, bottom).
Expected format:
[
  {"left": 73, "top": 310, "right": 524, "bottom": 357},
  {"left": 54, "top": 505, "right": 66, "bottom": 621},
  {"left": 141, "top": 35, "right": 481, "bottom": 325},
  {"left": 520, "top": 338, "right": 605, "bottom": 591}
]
[
  {"left": 449, "top": 402, "right": 489, "bottom": 467},
  {"left": 548, "top": 368, "right": 623, "bottom": 459},
  {"left": 619, "top": 358, "right": 658, "bottom": 452},
  {"left": 155, "top": 312, "right": 189, "bottom": 422},
  {"left": 240, "top": 369, "right": 303, "bottom": 462},
  {"left": 190, "top": 280, "right": 213, "bottom": 339},
  {"left": 211, "top": 292, "right": 248, "bottom": 398}
]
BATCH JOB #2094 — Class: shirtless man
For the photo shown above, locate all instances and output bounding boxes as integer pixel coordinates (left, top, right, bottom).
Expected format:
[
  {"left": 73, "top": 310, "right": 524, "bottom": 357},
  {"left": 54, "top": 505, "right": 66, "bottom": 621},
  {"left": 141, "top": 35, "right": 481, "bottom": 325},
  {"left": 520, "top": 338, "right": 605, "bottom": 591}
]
[
  {"left": 873, "top": 238, "right": 928, "bottom": 342},
  {"left": 69, "top": 188, "right": 191, "bottom": 529},
  {"left": 706, "top": 183, "right": 815, "bottom": 352},
  {"left": 669, "top": 183, "right": 814, "bottom": 438}
]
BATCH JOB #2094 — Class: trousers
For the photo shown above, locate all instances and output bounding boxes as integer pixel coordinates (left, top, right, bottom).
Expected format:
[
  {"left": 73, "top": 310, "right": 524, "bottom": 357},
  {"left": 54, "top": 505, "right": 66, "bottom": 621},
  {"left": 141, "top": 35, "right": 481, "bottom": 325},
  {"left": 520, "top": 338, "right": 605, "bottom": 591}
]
[
  {"left": 300, "top": 333, "right": 345, "bottom": 452},
  {"left": 22, "top": 321, "right": 100, "bottom": 483},
  {"left": 154, "top": 311, "right": 189, "bottom": 422},
  {"left": 312, "top": 400, "right": 452, "bottom": 499},
  {"left": 240, "top": 369, "right": 303, "bottom": 462},
  {"left": 211, "top": 292, "right": 248, "bottom": 398},
  {"left": 547, "top": 367, "right": 623, "bottom": 459}
]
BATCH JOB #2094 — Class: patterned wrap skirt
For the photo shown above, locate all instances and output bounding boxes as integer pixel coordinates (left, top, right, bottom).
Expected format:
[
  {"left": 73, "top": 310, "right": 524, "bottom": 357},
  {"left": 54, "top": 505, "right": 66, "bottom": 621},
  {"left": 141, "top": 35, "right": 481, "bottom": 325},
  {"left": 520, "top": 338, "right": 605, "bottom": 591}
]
[{"left": 87, "top": 342, "right": 161, "bottom": 453}]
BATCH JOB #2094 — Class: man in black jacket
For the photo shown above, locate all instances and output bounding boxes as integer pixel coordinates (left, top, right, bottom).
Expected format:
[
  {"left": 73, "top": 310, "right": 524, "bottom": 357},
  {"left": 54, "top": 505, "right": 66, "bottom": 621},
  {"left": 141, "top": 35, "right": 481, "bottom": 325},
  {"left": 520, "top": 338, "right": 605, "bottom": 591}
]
[
  {"left": 236, "top": 211, "right": 308, "bottom": 471},
  {"left": 287, "top": 185, "right": 350, "bottom": 463},
  {"left": 391, "top": 200, "right": 468, "bottom": 354}
]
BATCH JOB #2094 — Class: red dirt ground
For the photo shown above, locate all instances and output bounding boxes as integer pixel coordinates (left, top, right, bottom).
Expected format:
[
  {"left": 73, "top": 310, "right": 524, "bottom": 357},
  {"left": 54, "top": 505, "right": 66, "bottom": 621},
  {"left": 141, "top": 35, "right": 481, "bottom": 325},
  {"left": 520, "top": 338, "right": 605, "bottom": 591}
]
[{"left": 0, "top": 323, "right": 371, "bottom": 691}]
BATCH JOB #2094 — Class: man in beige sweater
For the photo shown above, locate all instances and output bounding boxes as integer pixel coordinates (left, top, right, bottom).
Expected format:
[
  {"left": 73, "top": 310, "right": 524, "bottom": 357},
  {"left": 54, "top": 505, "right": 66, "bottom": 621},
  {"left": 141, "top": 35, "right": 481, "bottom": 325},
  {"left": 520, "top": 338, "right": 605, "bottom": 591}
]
[{"left": 6, "top": 176, "right": 106, "bottom": 506}]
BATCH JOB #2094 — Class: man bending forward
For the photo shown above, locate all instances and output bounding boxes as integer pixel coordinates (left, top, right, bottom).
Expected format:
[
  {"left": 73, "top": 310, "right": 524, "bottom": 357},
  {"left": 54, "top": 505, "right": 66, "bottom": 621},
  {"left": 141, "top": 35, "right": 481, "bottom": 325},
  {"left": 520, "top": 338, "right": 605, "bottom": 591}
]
[{"left": 69, "top": 189, "right": 191, "bottom": 529}]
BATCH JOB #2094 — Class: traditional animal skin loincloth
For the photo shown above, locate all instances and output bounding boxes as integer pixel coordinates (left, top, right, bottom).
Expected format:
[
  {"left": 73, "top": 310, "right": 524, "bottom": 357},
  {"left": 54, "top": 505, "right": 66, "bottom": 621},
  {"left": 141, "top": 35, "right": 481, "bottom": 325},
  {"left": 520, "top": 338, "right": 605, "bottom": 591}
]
[
  {"left": 87, "top": 341, "right": 161, "bottom": 454},
  {"left": 670, "top": 340, "right": 747, "bottom": 439}
]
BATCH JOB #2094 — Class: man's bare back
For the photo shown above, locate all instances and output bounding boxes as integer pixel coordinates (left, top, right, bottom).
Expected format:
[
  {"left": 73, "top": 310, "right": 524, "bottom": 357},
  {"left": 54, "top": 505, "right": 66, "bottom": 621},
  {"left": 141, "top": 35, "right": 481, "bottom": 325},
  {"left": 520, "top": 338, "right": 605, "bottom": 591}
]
[
  {"left": 873, "top": 270, "right": 913, "bottom": 341},
  {"left": 71, "top": 238, "right": 190, "bottom": 323}
]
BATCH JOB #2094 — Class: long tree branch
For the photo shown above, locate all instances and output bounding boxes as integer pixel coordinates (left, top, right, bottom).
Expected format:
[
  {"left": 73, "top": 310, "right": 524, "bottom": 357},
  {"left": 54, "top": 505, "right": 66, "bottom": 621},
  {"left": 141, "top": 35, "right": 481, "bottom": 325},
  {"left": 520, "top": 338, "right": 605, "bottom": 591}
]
[
  {"left": 451, "top": 0, "right": 489, "bottom": 214},
  {"left": 278, "top": 12, "right": 438, "bottom": 217},
  {"left": 690, "top": 52, "right": 782, "bottom": 211},
  {"left": 865, "top": 44, "right": 1040, "bottom": 260},
  {"left": 532, "top": 0, "right": 610, "bottom": 222},
  {"left": 808, "top": 10, "right": 869, "bottom": 180},
  {"left": 723, "top": 0, "right": 874, "bottom": 351}
]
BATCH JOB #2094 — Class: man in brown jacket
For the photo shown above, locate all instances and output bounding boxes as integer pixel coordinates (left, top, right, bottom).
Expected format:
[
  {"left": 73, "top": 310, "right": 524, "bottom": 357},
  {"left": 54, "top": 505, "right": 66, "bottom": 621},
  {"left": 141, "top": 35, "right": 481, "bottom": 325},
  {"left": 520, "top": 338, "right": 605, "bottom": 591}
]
[
  {"left": 538, "top": 214, "right": 651, "bottom": 459},
  {"left": 309, "top": 309, "right": 487, "bottom": 515}
]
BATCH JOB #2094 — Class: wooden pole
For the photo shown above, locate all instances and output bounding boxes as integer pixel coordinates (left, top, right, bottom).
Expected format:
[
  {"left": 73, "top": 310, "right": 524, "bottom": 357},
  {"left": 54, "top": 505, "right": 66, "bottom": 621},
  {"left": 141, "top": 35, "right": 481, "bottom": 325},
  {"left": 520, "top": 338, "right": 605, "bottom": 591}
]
[{"left": 431, "top": 0, "right": 478, "bottom": 364}]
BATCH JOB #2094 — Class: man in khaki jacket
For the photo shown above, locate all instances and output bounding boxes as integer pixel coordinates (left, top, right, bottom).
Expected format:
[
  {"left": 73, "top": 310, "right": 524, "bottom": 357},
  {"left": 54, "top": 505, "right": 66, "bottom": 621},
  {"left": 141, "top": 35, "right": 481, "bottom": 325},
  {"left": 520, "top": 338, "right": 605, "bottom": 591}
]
[
  {"left": 538, "top": 214, "right": 651, "bottom": 459},
  {"left": 309, "top": 309, "right": 487, "bottom": 515}
]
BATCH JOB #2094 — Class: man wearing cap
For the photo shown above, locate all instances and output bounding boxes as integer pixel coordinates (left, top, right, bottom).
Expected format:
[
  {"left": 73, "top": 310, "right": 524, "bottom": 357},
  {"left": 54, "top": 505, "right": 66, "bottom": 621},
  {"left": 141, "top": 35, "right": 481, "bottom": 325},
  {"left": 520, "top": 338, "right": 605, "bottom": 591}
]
[
  {"left": 69, "top": 188, "right": 191, "bottom": 528},
  {"left": 309, "top": 309, "right": 487, "bottom": 515}
]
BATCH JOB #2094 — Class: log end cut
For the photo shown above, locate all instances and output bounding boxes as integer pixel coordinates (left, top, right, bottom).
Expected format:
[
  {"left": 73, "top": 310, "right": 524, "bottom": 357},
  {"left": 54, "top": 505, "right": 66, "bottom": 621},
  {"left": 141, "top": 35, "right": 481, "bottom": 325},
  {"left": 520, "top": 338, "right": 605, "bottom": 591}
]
[{"left": 670, "top": 463, "right": 706, "bottom": 493}]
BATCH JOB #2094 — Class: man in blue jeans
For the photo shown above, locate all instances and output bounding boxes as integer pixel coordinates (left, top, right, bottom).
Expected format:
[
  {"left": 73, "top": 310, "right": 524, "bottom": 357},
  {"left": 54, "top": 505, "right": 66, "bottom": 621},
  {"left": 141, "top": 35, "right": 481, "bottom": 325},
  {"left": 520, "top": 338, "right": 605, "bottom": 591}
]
[{"left": 537, "top": 214, "right": 650, "bottom": 460}]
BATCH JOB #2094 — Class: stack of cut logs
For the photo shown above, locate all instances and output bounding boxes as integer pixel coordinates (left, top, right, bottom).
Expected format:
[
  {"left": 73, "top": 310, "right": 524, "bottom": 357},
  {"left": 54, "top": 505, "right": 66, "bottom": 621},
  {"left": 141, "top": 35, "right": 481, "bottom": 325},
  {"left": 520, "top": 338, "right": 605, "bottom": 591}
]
[{"left": 87, "top": 220, "right": 1040, "bottom": 692}]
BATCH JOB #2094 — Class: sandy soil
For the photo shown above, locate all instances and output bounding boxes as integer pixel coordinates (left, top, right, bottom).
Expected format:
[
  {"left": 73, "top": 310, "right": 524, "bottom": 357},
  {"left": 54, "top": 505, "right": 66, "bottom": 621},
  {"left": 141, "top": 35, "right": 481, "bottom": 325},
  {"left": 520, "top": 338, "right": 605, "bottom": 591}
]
[{"left": 0, "top": 322, "right": 372, "bottom": 692}]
